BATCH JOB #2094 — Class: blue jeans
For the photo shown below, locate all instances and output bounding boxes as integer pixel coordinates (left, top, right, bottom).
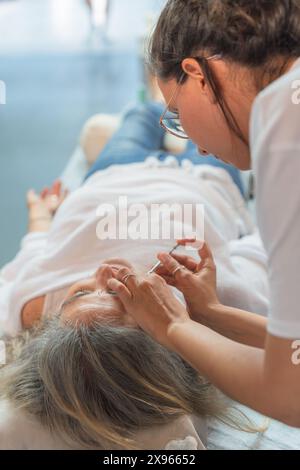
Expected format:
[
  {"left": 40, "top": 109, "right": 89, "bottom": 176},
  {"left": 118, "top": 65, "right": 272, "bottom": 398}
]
[{"left": 84, "top": 102, "right": 245, "bottom": 198}]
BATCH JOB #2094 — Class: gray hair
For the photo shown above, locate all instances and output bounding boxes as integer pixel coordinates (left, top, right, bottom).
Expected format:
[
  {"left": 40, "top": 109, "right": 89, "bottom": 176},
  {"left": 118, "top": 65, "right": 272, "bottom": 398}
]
[{"left": 0, "top": 315, "right": 255, "bottom": 449}]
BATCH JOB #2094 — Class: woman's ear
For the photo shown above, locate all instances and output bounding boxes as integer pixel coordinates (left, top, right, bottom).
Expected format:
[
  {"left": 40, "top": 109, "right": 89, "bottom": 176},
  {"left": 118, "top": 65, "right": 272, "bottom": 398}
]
[{"left": 181, "top": 58, "right": 206, "bottom": 91}]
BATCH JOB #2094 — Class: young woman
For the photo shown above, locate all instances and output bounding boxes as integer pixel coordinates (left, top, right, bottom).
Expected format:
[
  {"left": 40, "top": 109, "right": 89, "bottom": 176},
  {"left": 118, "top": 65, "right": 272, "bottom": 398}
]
[{"left": 106, "top": 0, "right": 300, "bottom": 428}]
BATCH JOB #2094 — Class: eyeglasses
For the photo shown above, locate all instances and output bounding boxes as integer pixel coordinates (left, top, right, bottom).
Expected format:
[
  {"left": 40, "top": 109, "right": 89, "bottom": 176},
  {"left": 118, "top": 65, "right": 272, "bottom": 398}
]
[{"left": 159, "top": 54, "right": 222, "bottom": 140}]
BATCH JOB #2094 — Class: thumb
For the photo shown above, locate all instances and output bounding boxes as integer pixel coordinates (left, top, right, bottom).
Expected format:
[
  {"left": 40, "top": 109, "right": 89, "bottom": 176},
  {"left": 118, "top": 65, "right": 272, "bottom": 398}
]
[
  {"left": 197, "top": 242, "right": 216, "bottom": 270},
  {"left": 26, "top": 189, "right": 39, "bottom": 206}
]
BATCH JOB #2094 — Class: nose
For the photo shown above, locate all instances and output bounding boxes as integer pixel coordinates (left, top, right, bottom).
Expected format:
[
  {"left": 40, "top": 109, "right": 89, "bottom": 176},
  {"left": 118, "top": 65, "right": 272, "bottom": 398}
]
[{"left": 198, "top": 147, "right": 209, "bottom": 156}]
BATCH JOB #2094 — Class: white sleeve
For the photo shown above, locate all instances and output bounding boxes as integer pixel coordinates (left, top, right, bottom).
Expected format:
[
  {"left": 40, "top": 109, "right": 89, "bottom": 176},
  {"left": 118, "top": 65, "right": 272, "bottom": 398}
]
[
  {"left": 251, "top": 72, "right": 300, "bottom": 338},
  {"left": 0, "top": 233, "right": 48, "bottom": 337},
  {"left": 255, "top": 146, "right": 300, "bottom": 338},
  {"left": 1, "top": 232, "right": 48, "bottom": 283}
]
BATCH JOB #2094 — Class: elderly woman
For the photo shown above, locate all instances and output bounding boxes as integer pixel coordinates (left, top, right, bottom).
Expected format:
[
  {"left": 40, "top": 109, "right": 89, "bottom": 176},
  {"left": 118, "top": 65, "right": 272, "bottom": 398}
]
[{"left": 0, "top": 102, "right": 268, "bottom": 449}]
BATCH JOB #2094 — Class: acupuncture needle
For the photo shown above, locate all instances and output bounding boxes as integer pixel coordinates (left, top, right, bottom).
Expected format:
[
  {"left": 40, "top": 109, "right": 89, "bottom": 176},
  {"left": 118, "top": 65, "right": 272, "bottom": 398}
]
[
  {"left": 147, "top": 243, "right": 180, "bottom": 275},
  {"left": 107, "top": 244, "right": 181, "bottom": 295}
]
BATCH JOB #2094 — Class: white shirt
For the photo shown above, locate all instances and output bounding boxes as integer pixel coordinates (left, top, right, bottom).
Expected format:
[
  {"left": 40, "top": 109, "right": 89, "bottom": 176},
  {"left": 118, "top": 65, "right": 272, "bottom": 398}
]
[
  {"left": 251, "top": 58, "right": 300, "bottom": 339},
  {"left": 0, "top": 158, "right": 269, "bottom": 337}
]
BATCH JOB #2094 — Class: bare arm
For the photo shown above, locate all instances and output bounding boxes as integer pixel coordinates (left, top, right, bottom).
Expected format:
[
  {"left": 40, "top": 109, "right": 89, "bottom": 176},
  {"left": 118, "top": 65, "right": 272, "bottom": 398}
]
[
  {"left": 199, "top": 303, "right": 267, "bottom": 348},
  {"left": 168, "top": 319, "right": 300, "bottom": 427},
  {"left": 107, "top": 242, "right": 300, "bottom": 427},
  {"left": 156, "top": 242, "right": 267, "bottom": 348}
]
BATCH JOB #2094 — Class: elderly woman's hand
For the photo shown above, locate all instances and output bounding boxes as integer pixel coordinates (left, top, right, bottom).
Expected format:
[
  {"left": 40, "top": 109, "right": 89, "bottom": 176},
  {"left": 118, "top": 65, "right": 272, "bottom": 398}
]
[
  {"left": 107, "top": 270, "right": 190, "bottom": 350},
  {"left": 155, "top": 240, "right": 221, "bottom": 323},
  {"left": 27, "top": 180, "right": 69, "bottom": 232}
]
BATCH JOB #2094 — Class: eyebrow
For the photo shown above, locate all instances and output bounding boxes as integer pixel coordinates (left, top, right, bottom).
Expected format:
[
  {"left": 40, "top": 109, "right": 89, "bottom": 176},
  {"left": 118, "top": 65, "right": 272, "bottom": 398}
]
[{"left": 60, "top": 291, "right": 90, "bottom": 311}]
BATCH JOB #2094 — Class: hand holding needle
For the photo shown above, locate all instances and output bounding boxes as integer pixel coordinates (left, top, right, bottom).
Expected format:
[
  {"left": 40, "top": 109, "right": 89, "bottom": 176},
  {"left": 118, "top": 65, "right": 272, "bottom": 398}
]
[
  {"left": 147, "top": 243, "right": 180, "bottom": 275},
  {"left": 107, "top": 243, "right": 181, "bottom": 295}
]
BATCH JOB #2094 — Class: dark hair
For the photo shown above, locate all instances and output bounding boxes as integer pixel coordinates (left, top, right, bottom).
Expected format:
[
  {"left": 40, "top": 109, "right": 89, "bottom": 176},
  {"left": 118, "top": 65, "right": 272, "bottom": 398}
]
[{"left": 149, "top": 0, "right": 300, "bottom": 142}]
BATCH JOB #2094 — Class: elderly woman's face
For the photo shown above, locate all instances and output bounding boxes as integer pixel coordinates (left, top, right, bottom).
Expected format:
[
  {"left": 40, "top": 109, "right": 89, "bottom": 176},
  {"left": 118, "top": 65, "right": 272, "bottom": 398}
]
[{"left": 60, "top": 259, "right": 138, "bottom": 327}]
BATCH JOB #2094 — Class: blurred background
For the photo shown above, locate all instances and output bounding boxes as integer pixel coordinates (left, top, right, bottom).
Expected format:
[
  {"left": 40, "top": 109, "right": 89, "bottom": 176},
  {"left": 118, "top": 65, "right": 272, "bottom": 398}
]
[{"left": 0, "top": 0, "right": 166, "bottom": 266}]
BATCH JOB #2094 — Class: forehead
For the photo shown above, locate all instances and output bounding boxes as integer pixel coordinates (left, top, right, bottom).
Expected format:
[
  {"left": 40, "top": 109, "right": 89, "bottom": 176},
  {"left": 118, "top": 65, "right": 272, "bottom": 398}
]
[{"left": 61, "top": 294, "right": 125, "bottom": 325}]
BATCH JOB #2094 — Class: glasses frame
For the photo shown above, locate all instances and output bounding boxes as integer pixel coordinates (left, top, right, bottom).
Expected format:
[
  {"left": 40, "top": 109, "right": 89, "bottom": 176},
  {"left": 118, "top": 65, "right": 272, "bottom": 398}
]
[{"left": 159, "top": 54, "right": 222, "bottom": 139}]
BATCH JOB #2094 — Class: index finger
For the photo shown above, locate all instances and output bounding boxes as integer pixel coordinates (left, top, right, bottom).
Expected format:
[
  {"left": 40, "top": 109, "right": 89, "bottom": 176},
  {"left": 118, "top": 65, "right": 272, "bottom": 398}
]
[
  {"left": 170, "top": 253, "right": 198, "bottom": 272},
  {"left": 107, "top": 278, "right": 133, "bottom": 306},
  {"left": 51, "top": 180, "right": 62, "bottom": 196},
  {"left": 156, "top": 253, "right": 191, "bottom": 281},
  {"left": 176, "top": 238, "right": 197, "bottom": 246}
]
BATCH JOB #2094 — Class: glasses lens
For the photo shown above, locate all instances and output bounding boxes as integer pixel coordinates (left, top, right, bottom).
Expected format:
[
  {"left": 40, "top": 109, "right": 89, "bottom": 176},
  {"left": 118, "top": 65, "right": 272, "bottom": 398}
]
[{"left": 161, "top": 111, "right": 189, "bottom": 139}]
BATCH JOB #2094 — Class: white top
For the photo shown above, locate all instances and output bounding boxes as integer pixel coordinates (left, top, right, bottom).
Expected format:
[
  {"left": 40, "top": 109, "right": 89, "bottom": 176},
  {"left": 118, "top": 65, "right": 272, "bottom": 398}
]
[
  {"left": 0, "top": 157, "right": 269, "bottom": 337},
  {"left": 0, "top": 158, "right": 270, "bottom": 449},
  {"left": 250, "top": 57, "right": 300, "bottom": 338}
]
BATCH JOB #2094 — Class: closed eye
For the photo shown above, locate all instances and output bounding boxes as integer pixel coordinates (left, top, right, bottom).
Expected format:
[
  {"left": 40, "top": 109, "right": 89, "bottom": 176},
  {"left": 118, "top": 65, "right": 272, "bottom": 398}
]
[
  {"left": 75, "top": 289, "right": 92, "bottom": 295},
  {"left": 61, "top": 290, "right": 92, "bottom": 311}
]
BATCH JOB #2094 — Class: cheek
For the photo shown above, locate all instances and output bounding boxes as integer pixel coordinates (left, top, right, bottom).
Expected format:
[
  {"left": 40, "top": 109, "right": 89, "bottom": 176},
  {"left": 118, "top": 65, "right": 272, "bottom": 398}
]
[
  {"left": 179, "top": 95, "right": 213, "bottom": 142},
  {"left": 180, "top": 99, "right": 230, "bottom": 153},
  {"left": 178, "top": 93, "right": 250, "bottom": 167}
]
